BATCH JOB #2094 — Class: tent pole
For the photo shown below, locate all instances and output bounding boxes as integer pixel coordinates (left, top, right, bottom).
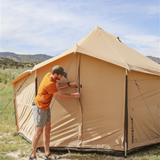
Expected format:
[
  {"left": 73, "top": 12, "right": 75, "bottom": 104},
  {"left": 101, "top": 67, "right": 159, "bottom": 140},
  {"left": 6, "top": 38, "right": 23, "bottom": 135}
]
[
  {"left": 13, "top": 86, "right": 19, "bottom": 131},
  {"left": 78, "top": 53, "right": 83, "bottom": 147},
  {"left": 124, "top": 69, "right": 128, "bottom": 158},
  {"left": 35, "top": 70, "right": 37, "bottom": 96}
]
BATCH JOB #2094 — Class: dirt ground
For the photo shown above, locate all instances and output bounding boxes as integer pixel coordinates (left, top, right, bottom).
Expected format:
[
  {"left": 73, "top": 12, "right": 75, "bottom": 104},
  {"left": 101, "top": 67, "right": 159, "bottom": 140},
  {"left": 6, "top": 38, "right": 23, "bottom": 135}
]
[{"left": 4, "top": 148, "right": 128, "bottom": 160}]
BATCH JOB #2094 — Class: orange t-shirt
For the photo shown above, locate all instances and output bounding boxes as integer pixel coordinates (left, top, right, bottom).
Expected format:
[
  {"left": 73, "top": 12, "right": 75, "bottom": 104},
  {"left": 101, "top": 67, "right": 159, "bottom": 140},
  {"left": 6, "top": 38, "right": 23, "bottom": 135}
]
[{"left": 34, "top": 72, "right": 58, "bottom": 110}]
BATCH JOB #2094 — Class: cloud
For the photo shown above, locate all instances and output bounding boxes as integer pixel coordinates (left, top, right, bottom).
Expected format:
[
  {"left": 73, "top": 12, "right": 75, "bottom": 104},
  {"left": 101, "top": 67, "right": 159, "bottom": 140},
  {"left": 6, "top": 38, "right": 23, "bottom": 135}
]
[
  {"left": 0, "top": 0, "right": 159, "bottom": 57},
  {"left": 122, "top": 35, "right": 160, "bottom": 57}
]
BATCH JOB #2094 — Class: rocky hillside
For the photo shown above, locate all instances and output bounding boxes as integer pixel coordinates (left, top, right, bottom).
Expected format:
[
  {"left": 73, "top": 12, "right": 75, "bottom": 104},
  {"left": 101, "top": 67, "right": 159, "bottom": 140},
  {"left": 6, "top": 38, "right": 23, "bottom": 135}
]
[
  {"left": 0, "top": 52, "right": 52, "bottom": 62},
  {"left": 147, "top": 56, "right": 160, "bottom": 64}
]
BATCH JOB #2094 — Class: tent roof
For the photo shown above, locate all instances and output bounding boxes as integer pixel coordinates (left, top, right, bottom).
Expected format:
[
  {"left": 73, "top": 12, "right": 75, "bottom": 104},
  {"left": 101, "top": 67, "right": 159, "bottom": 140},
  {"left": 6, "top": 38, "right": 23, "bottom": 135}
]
[
  {"left": 33, "top": 26, "right": 160, "bottom": 75},
  {"left": 9, "top": 26, "right": 160, "bottom": 85}
]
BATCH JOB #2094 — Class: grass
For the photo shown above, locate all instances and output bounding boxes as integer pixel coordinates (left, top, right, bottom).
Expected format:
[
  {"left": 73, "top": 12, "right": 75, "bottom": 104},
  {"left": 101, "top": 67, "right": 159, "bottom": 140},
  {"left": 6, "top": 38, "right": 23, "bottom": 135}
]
[
  {"left": 0, "top": 68, "right": 160, "bottom": 160},
  {"left": 0, "top": 126, "right": 31, "bottom": 159},
  {"left": 0, "top": 83, "right": 15, "bottom": 126},
  {"left": 0, "top": 67, "right": 32, "bottom": 125},
  {"left": 0, "top": 155, "right": 16, "bottom": 160},
  {"left": 0, "top": 68, "right": 32, "bottom": 159},
  {"left": 0, "top": 67, "right": 31, "bottom": 84}
]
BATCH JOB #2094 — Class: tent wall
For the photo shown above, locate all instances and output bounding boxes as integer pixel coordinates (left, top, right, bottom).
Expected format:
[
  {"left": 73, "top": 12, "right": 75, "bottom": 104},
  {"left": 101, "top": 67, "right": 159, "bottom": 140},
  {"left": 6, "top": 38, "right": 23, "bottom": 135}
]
[
  {"left": 14, "top": 72, "right": 35, "bottom": 141},
  {"left": 35, "top": 53, "right": 82, "bottom": 147},
  {"left": 128, "top": 71, "right": 160, "bottom": 150},
  {"left": 80, "top": 54, "right": 126, "bottom": 151},
  {"left": 21, "top": 53, "right": 126, "bottom": 151}
]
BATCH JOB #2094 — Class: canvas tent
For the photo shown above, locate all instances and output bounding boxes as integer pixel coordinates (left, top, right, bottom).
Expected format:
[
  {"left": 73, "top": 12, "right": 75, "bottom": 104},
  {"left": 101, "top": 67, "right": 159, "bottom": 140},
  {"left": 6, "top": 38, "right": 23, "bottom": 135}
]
[{"left": 9, "top": 26, "right": 160, "bottom": 156}]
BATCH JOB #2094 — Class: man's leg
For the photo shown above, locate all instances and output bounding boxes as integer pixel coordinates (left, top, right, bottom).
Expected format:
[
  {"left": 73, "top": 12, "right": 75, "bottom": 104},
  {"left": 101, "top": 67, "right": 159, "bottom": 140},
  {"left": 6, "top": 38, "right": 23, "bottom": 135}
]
[
  {"left": 31, "top": 126, "right": 43, "bottom": 157},
  {"left": 43, "top": 121, "right": 51, "bottom": 155},
  {"left": 43, "top": 120, "right": 63, "bottom": 159},
  {"left": 43, "top": 122, "right": 60, "bottom": 159}
]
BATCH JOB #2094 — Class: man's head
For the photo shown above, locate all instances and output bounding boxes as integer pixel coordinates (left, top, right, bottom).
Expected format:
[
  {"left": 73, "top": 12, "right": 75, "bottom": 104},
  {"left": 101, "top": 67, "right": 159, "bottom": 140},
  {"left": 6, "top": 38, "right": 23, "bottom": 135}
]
[{"left": 52, "top": 65, "right": 67, "bottom": 80}]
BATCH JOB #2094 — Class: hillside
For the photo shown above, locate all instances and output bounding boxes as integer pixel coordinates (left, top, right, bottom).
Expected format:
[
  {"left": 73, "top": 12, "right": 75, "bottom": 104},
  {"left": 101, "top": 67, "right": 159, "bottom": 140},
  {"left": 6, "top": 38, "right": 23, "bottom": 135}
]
[
  {"left": 147, "top": 56, "right": 160, "bottom": 64},
  {"left": 0, "top": 52, "right": 52, "bottom": 62},
  {"left": 0, "top": 58, "right": 40, "bottom": 84},
  {"left": 0, "top": 58, "right": 37, "bottom": 69}
]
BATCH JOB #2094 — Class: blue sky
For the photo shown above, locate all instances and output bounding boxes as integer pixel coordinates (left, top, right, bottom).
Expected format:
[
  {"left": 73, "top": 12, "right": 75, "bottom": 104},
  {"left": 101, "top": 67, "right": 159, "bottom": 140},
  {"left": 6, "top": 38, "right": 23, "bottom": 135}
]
[{"left": 0, "top": 0, "right": 159, "bottom": 57}]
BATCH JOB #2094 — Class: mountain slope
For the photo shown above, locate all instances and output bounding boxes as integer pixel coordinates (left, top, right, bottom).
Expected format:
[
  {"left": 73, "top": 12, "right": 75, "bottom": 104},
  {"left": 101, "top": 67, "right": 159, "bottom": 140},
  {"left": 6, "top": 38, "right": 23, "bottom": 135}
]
[
  {"left": 0, "top": 52, "right": 17, "bottom": 57},
  {"left": 0, "top": 52, "right": 52, "bottom": 62},
  {"left": 147, "top": 56, "right": 160, "bottom": 64}
]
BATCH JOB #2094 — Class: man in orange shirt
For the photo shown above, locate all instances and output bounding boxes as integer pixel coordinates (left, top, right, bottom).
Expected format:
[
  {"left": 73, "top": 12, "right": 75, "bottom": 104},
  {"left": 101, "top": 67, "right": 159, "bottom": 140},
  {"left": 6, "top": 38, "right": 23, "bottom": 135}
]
[{"left": 30, "top": 65, "right": 80, "bottom": 160}]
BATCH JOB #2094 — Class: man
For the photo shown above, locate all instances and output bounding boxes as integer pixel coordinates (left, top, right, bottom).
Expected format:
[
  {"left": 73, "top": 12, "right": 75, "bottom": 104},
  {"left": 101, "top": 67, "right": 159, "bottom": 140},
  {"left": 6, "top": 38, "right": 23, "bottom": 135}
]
[{"left": 30, "top": 65, "right": 80, "bottom": 160}]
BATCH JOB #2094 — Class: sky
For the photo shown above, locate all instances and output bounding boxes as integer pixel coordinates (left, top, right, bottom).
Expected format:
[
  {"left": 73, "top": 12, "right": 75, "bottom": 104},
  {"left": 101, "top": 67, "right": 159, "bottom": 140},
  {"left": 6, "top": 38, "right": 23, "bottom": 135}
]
[{"left": 0, "top": 0, "right": 159, "bottom": 57}]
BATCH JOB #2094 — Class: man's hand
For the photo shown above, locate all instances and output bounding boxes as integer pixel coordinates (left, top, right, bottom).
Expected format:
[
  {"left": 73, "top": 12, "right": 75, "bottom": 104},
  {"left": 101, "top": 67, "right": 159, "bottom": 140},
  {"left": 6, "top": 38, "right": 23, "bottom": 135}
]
[
  {"left": 71, "top": 92, "right": 81, "bottom": 98},
  {"left": 69, "top": 82, "right": 78, "bottom": 88}
]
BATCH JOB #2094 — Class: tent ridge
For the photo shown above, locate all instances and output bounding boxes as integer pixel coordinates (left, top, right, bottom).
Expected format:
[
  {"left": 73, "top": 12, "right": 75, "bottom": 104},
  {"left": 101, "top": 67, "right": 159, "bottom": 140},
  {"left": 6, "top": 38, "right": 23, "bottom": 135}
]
[{"left": 98, "top": 28, "right": 129, "bottom": 70}]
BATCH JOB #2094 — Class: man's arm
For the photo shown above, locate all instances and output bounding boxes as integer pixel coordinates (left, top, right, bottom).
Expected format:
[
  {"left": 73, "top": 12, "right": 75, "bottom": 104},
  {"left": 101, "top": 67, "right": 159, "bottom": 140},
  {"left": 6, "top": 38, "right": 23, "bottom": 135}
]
[
  {"left": 56, "top": 82, "right": 78, "bottom": 90},
  {"left": 53, "top": 91, "right": 80, "bottom": 99},
  {"left": 56, "top": 83, "right": 68, "bottom": 89}
]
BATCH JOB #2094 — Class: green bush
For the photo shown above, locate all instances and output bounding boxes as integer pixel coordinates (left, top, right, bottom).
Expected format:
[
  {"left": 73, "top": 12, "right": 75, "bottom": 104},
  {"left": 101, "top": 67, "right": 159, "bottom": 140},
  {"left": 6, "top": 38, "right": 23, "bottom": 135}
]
[{"left": 0, "top": 72, "right": 15, "bottom": 84}]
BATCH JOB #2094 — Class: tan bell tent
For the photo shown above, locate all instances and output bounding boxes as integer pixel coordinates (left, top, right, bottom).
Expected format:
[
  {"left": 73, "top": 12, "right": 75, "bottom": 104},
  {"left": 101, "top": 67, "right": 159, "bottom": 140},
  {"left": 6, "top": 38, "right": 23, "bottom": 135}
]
[{"left": 9, "top": 26, "right": 160, "bottom": 156}]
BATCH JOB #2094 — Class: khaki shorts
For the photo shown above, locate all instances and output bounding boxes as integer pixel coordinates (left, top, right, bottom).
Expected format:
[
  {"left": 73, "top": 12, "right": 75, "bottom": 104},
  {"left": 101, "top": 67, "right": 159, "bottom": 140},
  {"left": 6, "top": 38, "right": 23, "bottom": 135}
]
[{"left": 32, "top": 102, "right": 51, "bottom": 128}]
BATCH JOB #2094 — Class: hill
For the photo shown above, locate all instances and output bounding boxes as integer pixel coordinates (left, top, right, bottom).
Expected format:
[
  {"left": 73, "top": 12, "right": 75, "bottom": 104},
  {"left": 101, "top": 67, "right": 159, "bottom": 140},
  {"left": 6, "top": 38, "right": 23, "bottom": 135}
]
[
  {"left": 0, "top": 57, "right": 38, "bottom": 70},
  {"left": 0, "top": 58, "right": 40, "bottom": 84},
  {"left": 0, "top": 52, "right": 52, "bottom": 62},
  {"left": 147, "top": 56, "right": 160, "bottom": 64}
]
